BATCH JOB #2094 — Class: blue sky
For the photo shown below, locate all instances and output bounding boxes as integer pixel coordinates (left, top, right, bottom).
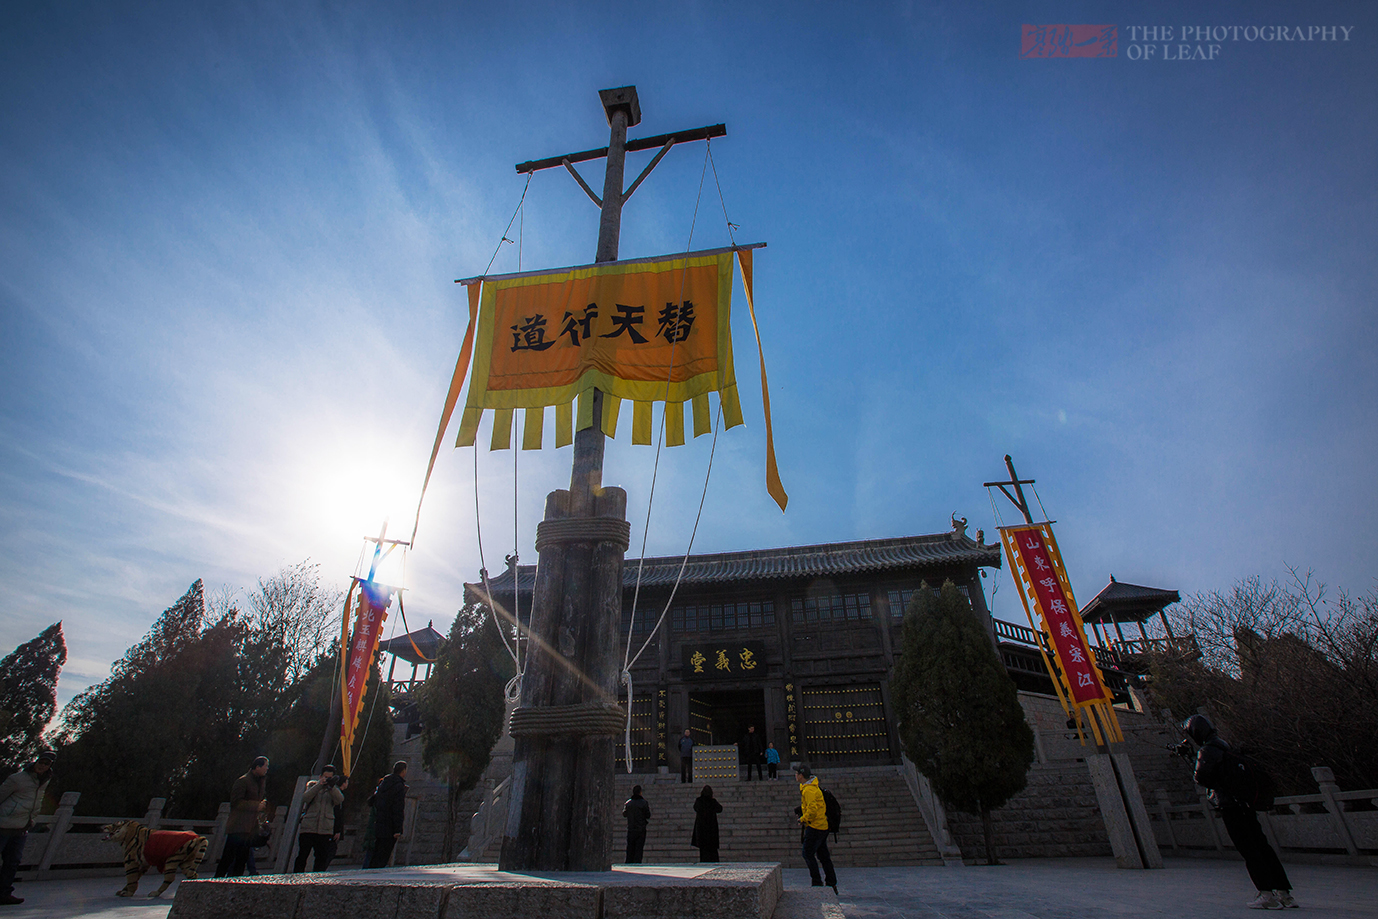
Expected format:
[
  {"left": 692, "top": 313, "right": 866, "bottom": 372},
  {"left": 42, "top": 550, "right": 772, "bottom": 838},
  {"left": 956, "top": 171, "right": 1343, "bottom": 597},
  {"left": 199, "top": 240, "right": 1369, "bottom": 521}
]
[{"left": 2, "top": 2, "right": 1374, "bottom": 705}]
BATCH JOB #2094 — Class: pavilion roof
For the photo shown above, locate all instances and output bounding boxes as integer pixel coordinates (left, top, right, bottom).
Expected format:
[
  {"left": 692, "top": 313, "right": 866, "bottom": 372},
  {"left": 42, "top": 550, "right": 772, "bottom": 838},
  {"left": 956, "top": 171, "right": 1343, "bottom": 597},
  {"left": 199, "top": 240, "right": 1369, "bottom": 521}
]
[
  {"left": 377, "top": 623, "right": 445, "bottom": 664},
  {"left": 468, "top": 530, "right": 1001, "bottom": 601},
  {"left": 1080, "top": 578, "right": 1181, "bottom": 624}
]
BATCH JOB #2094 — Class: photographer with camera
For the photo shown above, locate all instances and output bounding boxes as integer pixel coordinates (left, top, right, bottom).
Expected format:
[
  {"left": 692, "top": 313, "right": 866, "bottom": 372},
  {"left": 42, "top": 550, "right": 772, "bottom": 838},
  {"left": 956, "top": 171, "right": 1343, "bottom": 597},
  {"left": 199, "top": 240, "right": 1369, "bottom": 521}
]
[
  {"left": 1177, "top": 714, "right": 1294, "bottom": 910},
  {"left": 292, "top": 765, "right": 347, "bottom": 873}
]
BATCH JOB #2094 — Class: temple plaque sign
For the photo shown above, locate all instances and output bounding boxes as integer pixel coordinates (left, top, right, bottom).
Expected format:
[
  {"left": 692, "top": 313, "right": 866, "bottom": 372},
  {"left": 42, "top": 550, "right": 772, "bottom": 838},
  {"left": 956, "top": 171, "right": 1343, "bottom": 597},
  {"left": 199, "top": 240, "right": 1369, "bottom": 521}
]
[{"left": 681, "top": 640, "right": 766, "bottom": 680}]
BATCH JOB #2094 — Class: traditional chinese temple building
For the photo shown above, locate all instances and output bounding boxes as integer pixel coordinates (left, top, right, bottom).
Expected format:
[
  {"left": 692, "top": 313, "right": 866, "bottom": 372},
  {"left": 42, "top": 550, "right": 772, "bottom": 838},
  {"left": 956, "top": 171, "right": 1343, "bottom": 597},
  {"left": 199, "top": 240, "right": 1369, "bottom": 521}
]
[{"left": 469, "top": 517, "right": 1005, "bottom": 772}]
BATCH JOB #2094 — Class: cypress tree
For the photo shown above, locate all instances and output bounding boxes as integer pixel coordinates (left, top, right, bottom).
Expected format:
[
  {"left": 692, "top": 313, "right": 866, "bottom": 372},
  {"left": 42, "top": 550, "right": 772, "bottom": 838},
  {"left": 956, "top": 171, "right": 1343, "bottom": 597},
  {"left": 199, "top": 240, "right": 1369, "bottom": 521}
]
[
  {"left": 417, "top": 604, "right": 512, "bottom": 860},
  {"left": 0, "top": 622, "right": 68, "bottom": 774},
  {"left": 53, "top": 581, "right": 210, "bottom": 814},
  {"left": 890, "top": 580, "right": 1035, "bottom": 864}
]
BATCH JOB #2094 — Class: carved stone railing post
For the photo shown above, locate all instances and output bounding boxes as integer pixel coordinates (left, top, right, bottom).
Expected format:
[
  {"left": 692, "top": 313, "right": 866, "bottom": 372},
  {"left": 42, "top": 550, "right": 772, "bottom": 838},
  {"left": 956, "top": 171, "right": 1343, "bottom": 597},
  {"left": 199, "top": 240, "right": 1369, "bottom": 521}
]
[
  {"left": 1197, "top": 789, "right": 1224, "bottom": 851},
  {"left": 143, "top": 796, "right": 166, "bottom": 831},
  {"left": 208, "top": 802, "right": 231, "bottom": 863},
  {"left": 274, "top": 776, "right": 310, "bottom": 874},
  {"left": 36, "top": 792, "right": 80, "bottom": 873},
  {"left": 1311, "top": 766, "right": 1359, "bottom": 856},
  {"left": 266, "top": 804, "right": 289, "bottom": 871},
  {"left": 1153, "top": 789, "right": 1177, "bottom": 850}
]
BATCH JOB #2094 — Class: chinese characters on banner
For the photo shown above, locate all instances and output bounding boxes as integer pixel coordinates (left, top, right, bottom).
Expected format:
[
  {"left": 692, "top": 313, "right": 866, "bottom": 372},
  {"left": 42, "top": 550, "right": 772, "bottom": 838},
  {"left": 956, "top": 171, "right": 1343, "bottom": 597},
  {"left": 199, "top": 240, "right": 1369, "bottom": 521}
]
[
  {"left": 414, "top": 246, "right": 787, "bottom": 521},
  {"left": 339, "top": 578, "right": 395, "bottom": 772},
  {"left": 681, "top": 641, "right": 766, "bottom": 681},
  {"left": 784, "top": 682, "right": 800, "bottom": 757},
  {"left": 1003, "top": 526, "right": 1109, "bottom": 706},
  {"left": 458, "top": 250, "right": 741, "bottom": 448}
]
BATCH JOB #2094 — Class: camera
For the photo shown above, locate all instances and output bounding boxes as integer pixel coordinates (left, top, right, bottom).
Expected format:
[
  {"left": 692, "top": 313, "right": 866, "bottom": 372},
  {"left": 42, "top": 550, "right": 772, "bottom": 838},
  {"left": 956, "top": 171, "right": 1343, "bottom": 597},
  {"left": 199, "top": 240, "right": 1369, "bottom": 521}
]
[
  {"left": 1167, "top": 739, "right": 1193, "bottom": 760},
  {"left": 324, "top": 773, "right": 344, "bottom": 787}
]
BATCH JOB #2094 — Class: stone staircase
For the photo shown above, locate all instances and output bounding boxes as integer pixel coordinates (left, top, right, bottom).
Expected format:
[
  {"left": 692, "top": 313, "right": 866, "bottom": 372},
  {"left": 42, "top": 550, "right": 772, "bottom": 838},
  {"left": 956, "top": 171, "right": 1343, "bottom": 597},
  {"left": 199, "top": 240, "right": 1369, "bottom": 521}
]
[{"left": 611, "top": 766, "right": 944, "bottom": 867}]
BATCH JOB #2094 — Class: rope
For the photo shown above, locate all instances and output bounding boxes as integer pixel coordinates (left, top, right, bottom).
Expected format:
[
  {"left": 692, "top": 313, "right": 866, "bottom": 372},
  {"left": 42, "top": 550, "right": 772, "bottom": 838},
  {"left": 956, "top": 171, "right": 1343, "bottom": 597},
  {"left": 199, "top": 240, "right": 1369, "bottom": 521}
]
[
  {"left": 623, "top": 144, "right": 709, "bottom": 648},
  {"left": 619, "top": 144, "right": 716, "bottom": 770},
  {"left": 511, "top": 379, "right": 521, "bottom": 679},
  {"left": 469, "top": 182, "right": 535, "bottom": 700},
  {"left": 396, "top": 594, "right": 436, "bottom": 663},
  {"left": 1031, "top": 483, "right": 1050, "bottom": 524},
  {"left": 707, "top": 138, "right": 739, "bottom": 248},
  {"left": 484, "top": 175, "right": 532, "bottom": 279},
  {"left": 987, "top": 486, "right": 1005, "bottom": 529},
  {"left": 621, "top": 402, "right": 722, "bottom": 769},
  {"left": 474, "top": 442, "right": 524, "bottom": 704}
]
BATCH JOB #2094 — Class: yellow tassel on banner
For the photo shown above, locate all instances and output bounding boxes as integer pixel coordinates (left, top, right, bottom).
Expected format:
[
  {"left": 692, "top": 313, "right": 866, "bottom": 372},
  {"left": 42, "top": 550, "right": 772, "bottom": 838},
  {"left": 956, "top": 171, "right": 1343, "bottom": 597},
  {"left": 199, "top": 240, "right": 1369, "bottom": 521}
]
[
  {"left": 555, "top": 400, "right": 573, "bottom": 448},
  {"left": 601, "top": 393, "right": 621, "bottom": 437},
  {"left": 522, "top": 406, "right": 543, "bottom": 450},
  {"left": 632, "top": 401, "right": 653, "bottom": 445},
  {"left": 692, "top": 393, "right": 712, "bottom": 437},
  {"left": 736, "top": 249, "right": 788, "bottom": 512},
  {"left": 491, "top": 408, "right": 513, "bottom": 451},
  {"left": 414, "top": 281, "right": 482, "bottom": 542},
  {"left": 577, "top": 389, "right": 594, "bottom": 433},
  {"left": 665, "top": 401, "right": 685, "bottom": 447},
  {"left": 337, "top": 582, "right": 358, "bottom": 776}
]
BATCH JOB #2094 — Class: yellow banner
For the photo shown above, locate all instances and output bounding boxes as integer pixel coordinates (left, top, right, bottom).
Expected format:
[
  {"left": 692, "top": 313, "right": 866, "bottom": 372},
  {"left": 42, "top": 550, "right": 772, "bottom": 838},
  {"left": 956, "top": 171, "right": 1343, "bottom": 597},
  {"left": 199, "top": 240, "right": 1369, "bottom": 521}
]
[
  {"left": 421, "top": 246, "right": 787, "bottom": 515},
  {"left": 455, "top": 249, "right": 742, "bottom": 447}
]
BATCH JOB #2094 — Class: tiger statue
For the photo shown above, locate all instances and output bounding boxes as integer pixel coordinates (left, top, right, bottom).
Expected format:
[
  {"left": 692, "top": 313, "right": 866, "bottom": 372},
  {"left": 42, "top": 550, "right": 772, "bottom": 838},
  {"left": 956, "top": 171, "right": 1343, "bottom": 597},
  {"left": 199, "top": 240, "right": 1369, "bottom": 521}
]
[{"left": 102, "top": 820, "right": 208, "bottom": 898}]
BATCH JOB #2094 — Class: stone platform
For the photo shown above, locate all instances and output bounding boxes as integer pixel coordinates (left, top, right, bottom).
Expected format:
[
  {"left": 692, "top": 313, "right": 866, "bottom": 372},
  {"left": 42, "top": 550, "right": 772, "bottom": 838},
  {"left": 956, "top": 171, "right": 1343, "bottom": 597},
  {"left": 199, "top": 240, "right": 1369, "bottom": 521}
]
[{"left": 166, "top": 863, "right": 784, "bottom": 919}]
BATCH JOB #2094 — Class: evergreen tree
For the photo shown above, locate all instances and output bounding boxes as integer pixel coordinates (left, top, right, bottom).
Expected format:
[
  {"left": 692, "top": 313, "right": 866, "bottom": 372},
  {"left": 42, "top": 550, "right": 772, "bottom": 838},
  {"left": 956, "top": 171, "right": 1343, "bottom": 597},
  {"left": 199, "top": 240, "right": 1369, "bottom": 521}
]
[
  {"left": 53, "top": 581, "right": 212, "bottom": 815},
  {"left": 0, "top": 622, "right": 68, "bottom": 774},
  {"left": 890, "top": 581, "right": 1034, "bottom": 864},
  {"left": 417, "top": 604, "right": 512, "bottom": 860}
]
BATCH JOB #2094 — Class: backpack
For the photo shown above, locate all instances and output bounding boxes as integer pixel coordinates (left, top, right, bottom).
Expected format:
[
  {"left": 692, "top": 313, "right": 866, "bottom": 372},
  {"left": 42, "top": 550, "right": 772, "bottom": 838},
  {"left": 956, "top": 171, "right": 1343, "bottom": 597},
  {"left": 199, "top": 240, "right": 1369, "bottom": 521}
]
[
  {"left": 821, "top": 787, "right": 842, "bottom": 840},
  {"left": 1217, "top": 748, "right": 1277, "bottom": 811}
]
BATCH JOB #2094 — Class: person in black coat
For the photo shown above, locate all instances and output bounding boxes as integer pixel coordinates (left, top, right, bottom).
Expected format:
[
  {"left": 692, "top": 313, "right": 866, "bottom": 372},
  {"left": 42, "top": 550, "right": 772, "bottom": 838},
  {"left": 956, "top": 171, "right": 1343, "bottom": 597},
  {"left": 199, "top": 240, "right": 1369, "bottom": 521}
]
[
  {"left": 1184, "top": 714, "right": 1294, "bottom": 909},
  {"left": 690, "top": 785, "right": 722, "bottom": 862},
  {"left": 364, "top": 761, "right": 408, "bottom": 868},
  {"left": 622, "top": 785, "right": 652, "bottom": 863},
  {"left": 740, "top": 725, "right": 764, "bottom": 781}
]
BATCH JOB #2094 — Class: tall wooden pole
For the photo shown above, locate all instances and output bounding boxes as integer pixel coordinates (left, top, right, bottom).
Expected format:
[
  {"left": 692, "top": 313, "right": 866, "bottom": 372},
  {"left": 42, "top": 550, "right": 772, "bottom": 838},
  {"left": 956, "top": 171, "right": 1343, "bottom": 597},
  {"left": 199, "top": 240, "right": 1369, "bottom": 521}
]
[{"left": 499, "top": 87, "right": 640, "bottom": 872}]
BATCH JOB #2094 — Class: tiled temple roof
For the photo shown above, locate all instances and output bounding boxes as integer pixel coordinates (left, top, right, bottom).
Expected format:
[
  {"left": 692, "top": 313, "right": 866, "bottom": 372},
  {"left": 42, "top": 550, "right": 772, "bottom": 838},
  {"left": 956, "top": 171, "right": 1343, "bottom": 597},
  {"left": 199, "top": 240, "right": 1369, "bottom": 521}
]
[{"left": 468, "top": 531, "right": 1001, "bottom": 598}]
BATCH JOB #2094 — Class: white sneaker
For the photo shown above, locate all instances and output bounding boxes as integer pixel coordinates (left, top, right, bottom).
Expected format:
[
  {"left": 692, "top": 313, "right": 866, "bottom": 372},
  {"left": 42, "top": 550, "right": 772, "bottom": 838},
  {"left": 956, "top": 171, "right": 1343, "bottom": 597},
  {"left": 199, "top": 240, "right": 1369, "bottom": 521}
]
[
  {"left": 1247, "top": 890, "right": 1284, "bottom": 910},
  {"left": 1275, "top": 891, "right": 1297, "bottom": 909}
]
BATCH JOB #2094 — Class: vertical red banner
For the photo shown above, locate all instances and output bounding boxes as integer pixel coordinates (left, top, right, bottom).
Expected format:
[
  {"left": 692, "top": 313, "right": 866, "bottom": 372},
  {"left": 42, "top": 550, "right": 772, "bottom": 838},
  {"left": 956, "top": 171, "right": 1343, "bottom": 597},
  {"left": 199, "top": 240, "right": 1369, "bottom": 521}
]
[
  {"left": 1006, "top": 526, "right": 1108, "bottom": 705},
  {"left": 342, "top": 578, "right": 394, "bottom": 753}
]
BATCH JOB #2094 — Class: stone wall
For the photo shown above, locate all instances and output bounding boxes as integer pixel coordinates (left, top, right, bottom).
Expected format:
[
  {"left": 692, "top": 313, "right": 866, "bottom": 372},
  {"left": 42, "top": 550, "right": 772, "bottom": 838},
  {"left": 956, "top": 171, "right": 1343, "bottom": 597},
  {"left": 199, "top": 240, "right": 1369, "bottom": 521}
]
[{"left": 947, "top": 693, "right": 1197, "bottom": 861}]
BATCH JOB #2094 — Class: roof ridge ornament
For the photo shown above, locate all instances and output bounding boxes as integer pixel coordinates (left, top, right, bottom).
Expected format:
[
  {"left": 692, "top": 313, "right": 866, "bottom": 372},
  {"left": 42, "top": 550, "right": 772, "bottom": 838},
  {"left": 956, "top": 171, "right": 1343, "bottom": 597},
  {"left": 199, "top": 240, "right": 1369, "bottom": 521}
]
[{"left": 950, "top": 513, "right": 968, "bottom": 539}]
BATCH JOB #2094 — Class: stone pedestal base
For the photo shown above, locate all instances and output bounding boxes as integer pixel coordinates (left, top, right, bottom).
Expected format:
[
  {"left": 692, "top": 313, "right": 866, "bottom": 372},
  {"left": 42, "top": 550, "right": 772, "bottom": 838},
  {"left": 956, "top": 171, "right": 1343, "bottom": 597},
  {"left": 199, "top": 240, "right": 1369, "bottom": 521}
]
[{"left": 167, "top": 862, "right": 783, "bottom": 919}]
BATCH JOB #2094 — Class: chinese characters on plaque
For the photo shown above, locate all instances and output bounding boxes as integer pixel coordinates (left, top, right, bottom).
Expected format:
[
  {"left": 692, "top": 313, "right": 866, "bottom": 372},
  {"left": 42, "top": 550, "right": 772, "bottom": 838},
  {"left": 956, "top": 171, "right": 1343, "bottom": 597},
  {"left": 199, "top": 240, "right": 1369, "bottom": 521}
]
[{"left": 681, "top": 641, "right": 766, "bottom": 681}]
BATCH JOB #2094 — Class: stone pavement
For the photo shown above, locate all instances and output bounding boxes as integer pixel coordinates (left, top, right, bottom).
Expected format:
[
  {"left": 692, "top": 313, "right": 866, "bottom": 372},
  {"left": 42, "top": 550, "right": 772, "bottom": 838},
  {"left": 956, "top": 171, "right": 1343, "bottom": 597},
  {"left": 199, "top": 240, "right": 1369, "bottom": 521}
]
[{"left": 7, "top": 859, "right": 1376, "bottom": 919}]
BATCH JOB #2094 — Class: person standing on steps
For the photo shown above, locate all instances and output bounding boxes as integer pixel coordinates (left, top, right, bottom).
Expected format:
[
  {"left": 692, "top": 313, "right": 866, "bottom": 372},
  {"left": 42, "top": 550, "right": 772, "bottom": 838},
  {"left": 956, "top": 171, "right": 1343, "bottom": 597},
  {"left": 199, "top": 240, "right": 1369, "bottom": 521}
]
[
  {"left": 691, "top": 785, "right": 721, "bottom": 862},
  {"left": 622, "top": 784, "right": 651, "bottom": 864},
  {"left": 765, "top": 742, "right": 780, "bottom": 780},
  {"left": 364, "top": 761, "right": 408, "bottom": 868},
  {"left": 679, "top": 728, "right": 695, "bottom": 784},
  {"left": 794, "top": 764, "right": 837, "bottom": 893},
  {"left": 740, "top": 724, "right": 764, "bottom": 781},
  {"left": 1182, "top": 714, "right": 1295, "bottom": 910}
]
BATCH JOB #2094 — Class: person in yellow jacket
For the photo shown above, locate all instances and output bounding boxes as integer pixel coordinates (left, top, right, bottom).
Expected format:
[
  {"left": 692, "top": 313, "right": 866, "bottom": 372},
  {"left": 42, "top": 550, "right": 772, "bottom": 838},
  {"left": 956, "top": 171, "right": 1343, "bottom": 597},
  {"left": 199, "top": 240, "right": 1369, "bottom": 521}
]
[{"left": 794, "top": 765, "right": 836, "bottom": 892}]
